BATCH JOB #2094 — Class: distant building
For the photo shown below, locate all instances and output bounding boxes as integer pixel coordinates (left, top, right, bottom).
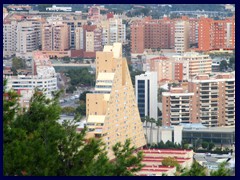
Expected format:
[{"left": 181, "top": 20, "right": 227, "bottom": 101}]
[
  {"left": 172, "top": 52, "right": 212, "bottom": 81},
  {"left": 101, "top": 18, "right": 126, "bottom": 46},
  {"left": 5, "top": 52, "right": 58, "bottom": 99},
  {"left": 174, "top": 20, "right": 189, "bottom": 54},
  {"left": 135, "top": 71, "right": 158, "bottom": 121},
  {"left": 198, "top": 16, "right": 235, "bottom": 51},
  {"left": 46, "top": 5, "right": 72, "bottom": 12},
  {"left": 162, "top": 73, "right": 235, "bottom": 127},
  {"left": 42, "top": 23, "right": 70, "bottom": 51},
  {"left": 16, "top": 20, "right": 42, "bottom": 59}
]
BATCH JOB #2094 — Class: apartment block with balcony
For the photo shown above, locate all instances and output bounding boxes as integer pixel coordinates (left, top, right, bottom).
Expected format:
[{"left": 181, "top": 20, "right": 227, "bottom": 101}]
[
  {"left": 188, "top": 73, "right": 235, "bottom": 127},
  {"left": 16, "top": 20, "right": 42, "bottom": 59},
  {"left": 162, "top": 88, "right": 194, "bottom": 126},
  {"left": 42, "top": 23, "right": 70, "bottom": 51},
  {"left": 86, "top": 43, "right": 146, "bottom": 159},
  {"left": 173, "top": 52, "right": 212, "bottom": 81}
]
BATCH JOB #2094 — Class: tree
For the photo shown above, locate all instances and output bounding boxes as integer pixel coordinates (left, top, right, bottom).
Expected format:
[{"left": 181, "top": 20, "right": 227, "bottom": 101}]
[
  {"left": 75, "top": 101, "right": 86, "bottom": 116},
  {"left": 11, "top": 57, "right": 27, "bottom": 75},
  {"left": 111, "top": 139, "right": 144, "bottom": 176},
  {"left": 208, "top": 142, "right": 215, "bottom": 151},
  {"left": 156, "top": 118, "right": 161, "bottom": 143},
  {"left": 62, "top": 56, "right": 71, "bottom": 63},
  {"left": 201, "top": 141, "right": 209, "bottom": 149},
  {"left": 220, "top": 60, "right": 228, "bottom": 72},
  {"left": 79, "top": 91, "right": 92, "bottom": 103},
  {"left": 162, "top": 157, "right": 180, "bottom": 170},
  {"left": 210, "top": 162, "right": 231, "bottom": 176},
  {"left": 4, "top": 81, "right": 145, "bottom": 176},
  {"left": 149, "top": 118, "right": 156, "bottom": 144},
  {"left": 62, "top": 106, "right": 76, "bottom": 115},
  {"left": 181, "top": 160, "right": 207, "bottom": 176}
]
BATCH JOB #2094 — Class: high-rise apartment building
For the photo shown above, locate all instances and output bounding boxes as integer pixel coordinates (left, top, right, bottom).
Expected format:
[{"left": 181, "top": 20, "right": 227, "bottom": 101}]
[
  {"left": 86, "top": 43, "right": 146, "bottom": 159},
  {"left": 75, "top": 25, "right": 103, "bottom": 52},
  {"left": 174, "top": 20, "right": 190, "bottom": 54},
  {"left": 131, "top": 17, "right": 173, "bottom": 53},
  {"left": 173, "top": 52, "right": 212, "bottom": 81},
  {"left": 198, "top": 16, "right": 235, "bottom": 51},
  {"left": 42, "top": 23, "right": 70, "bottom": 51},
  {"left": 162, "top": 88, "right": 194, "bottom": 126},
  {"left": 188, "top": 74, "right": 235, "bottom": 127},
  {"left": 101, "top": 18, "right": 126, "bottom": 46},
  {"left": 16, "top": 20, "right": 42, "bottom": 58},
  {"left": 3, "top": 20, "right": 18, "bottom": 57},
  {"left": 147, "top": 56, "right": 173, "bottom": 84},
  {"left": 135, "top": 71, "right": 158, "bottom": 121},
  {"left": 162, "top": 73, "right": 235, "bottom": 127}
]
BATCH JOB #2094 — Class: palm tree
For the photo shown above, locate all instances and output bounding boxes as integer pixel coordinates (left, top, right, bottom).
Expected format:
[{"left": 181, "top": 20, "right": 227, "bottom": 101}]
[
  {"left": 156, "top": 118, "right": 162, "bottom": 143},
  {"left": 149, "top": 118, "right": 156, "bottom": 145},
  {"left": 144, "top": 116, "right": 150, "bottom": 145}
]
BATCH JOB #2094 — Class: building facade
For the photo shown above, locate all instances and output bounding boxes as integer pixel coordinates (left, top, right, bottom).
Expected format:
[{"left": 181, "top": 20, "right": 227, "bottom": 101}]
[
  {"left": 174, "top": 20, "right": 189, "bottom": 54},
  {"left": 42, "top": 23, "right": 70, "bottom": 51},
  {"left": 16, "top": 20, "right": 42, "bottom": 58},
  {"left": 135, "top": 71, "right": 158, "bottom": 121},
  {"left": 5, "top": 52, "right": 58, "bottom": 99},
  {"left": 198, "top": 16, "right": 235, "bottom": 51},
  {"left": 86, "top": 43, "right": 146, "bottom": 159},
  {"left": 162, "top": 73, "right": 235, "bottom": 127}
]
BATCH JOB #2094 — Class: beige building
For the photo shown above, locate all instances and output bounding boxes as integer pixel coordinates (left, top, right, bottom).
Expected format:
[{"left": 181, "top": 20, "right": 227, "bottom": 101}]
[
  {"left": 86, "top": 43, "right": 146, "bottom": 159},
  {"left": 173, "top": 52, "right": 212, "bottom": 81},
  {"left": 162, "top": 73, "right": 235, "bottom": 127},
  {"left": 147, "top": 56, "right": 174, "bottom": 84},
  {"left": 100, "top": 18, "right": 126, "bottom": 45},
  {"left": 3, "top": 20, "right": 18, "bottom": 57},
  {"left": 16, "top": 20, "right": 42, "bottom": 58},
  {"left": 75, "top": 27, "right": 84, "bottom": 50},
  {"left": 42, "top": 23, "right": 70, "bottom": 51},
  {"left": 175, "top": 20, "right": 189, "bottom": 54}
]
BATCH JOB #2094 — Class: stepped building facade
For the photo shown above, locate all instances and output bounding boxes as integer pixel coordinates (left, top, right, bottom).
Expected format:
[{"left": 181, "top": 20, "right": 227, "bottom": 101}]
[{"left": 86, "top": 43, "right": 146, "bottom": 159}]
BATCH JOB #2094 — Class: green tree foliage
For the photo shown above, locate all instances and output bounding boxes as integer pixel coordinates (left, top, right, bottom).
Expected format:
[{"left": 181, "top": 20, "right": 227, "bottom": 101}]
[
  {"left": 111, "top": 139, "right": 144, "bottom": 176},
  {"left": 181, "top": 160, "right": 207, "bottom": 176},
  {"left": 75, "top": 101, "right": 86, "bottom": 116},
  {"left": 210, "top": 162, "right": 231, "bottom": 176},
  {"left": 202, "top": 141, "right": 209, "bottom": 149},
  {"left": 162, "top": 157, "right": 180, "bottom": 169},
  {"left": 62, "top": 56, "right": 71, "bottom": 63},
  {"left": 62, "top": 106, "right": 76, "bottom": 115},
  {"left": 208, "top": 142, "right": 215, "bottom": 151},
  {"left": 3, "top": 82, "right": 144, "bottom": 176},
  {"left": 151, "top": 140, "right": 181, "bottom": 149},
  {"left": 220, "top": 60, "right": 228, "bottom": 72},
  {"left": 158, "top": 88, "right": 168, "bottom": 102},
  {"left": 66, "top": 85, "right": 77, "bottom": 94},
  {"left": 79, "top": 91, "right": 92, "bottom": 103},
  {"left": 11, "top": 57, "right": 27, "bottom": 75},
  {"left": 66, "top": 68, "right": 95, "bottom": 87}
]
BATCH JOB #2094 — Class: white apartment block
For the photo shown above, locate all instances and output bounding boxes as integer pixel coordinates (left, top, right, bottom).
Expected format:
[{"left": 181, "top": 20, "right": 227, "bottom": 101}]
[
  {"left": 5, "top": 52, "right": 58, "bottom": 99},
  {"left": 135, "top": 71, "right": 158, "bottom": 121}
]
